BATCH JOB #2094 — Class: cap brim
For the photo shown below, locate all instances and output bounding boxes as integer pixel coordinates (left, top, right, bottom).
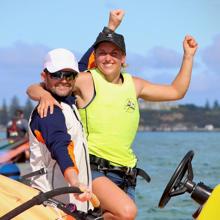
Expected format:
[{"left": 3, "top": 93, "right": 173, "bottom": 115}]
[{"left": 94, "top": 39, "right": 125, "bottom": 53}]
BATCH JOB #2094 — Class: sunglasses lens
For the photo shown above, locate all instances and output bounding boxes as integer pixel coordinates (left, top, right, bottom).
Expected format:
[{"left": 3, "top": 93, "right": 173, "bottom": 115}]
[
  {"left": 49, "top": 71, "right": 77, "bottom": 80},
  {"left": 49, "top": 72, "right": 61, "bottom": 79}
]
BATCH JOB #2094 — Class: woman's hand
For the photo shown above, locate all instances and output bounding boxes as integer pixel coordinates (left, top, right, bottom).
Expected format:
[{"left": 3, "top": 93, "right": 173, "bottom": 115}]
[
  {"left": 37, "top": 93, "right": 62, "bottom": 118},
  {"left": 108, "top": 9, "right": 125, "bottom": 31},
  {"left": 183, "top": 35, "right": 198, "bottom": 57}
]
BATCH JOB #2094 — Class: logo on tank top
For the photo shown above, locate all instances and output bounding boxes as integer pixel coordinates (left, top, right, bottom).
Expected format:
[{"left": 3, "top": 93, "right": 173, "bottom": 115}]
[{"left": 124, "top": 98, "right": 136, "bottom": 113}]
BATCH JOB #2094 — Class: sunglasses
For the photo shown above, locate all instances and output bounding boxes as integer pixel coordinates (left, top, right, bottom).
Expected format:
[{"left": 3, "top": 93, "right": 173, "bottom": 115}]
[{"left": 44, "top": 69, "right": 78, "bottom": 81}]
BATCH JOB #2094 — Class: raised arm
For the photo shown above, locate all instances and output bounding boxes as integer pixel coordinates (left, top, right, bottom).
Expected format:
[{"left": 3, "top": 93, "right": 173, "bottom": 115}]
[
  {"left": 78, "top": 9, "right": 125, "bottom": 71},
  {"left": 27, "top": 9, "right": 125, "bottom": 117},
  {"left": 135, "top": 35, "right": 198, "bottom": 101}
]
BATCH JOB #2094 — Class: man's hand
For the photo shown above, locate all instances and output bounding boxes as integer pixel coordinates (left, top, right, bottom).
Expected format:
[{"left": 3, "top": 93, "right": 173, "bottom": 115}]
[
  {"left": 183, "top": 35, "right": 198, "bottom": 57},
  {"left": 74, "top": 183, "right": 92, "bottom": 202},
  {"left": 64, "top": 168, "right": 91, "bottom": 203},
  {"left": 108, "top": 9, "right": 125, "bottom": 31},
  {"left": 76, "top": 184, "right": 100, "bottom": 207}
]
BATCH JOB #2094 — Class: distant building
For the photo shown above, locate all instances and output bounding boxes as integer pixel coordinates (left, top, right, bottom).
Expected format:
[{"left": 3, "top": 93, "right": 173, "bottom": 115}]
[{"left": 204, "top": 124, "right": 214, "bottom": 131}]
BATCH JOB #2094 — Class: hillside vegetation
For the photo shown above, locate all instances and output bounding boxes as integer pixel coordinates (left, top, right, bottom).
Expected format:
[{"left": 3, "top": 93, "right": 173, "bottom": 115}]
[{"left": 139, "top": 104, "right": 220, "bottom": 131}]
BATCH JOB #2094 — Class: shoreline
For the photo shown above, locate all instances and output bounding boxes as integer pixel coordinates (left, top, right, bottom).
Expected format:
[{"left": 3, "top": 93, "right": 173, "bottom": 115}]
[
  {"left": 1, "top": 126, "right": 220, "bottom": 133},
  {"left": 138, "top": 127, "right": 220, "bottom": 132}
]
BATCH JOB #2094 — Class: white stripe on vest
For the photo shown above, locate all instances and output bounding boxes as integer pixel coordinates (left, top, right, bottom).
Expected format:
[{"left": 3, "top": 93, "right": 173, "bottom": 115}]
[{"left": 29, "top": 102, "right": 92, "bottom": 212}]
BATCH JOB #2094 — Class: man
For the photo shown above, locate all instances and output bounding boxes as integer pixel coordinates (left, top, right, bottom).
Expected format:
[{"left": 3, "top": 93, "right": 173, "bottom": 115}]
[
  {"left": 29, "top": 48, "right": 92, "bottom": 212},
  {"left": 7, "top": 109, "right": 28, "bottom": 141},
  {"left": 6, "top": 109, "right": 30, "bottom": 162}
]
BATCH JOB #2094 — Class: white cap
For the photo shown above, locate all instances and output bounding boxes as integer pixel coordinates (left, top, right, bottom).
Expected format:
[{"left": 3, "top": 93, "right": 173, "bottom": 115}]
[{"left": 43, "top": 48, "right": 79, "bottom": 73}]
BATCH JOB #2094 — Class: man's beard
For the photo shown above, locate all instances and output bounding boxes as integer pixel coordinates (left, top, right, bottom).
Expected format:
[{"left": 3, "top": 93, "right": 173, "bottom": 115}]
[{"left": 50, "top": 83, "right": 72, "bottom": 97}]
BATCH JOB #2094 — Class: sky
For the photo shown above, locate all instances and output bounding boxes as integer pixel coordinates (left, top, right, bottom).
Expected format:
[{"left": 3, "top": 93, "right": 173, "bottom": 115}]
[{"left": 1, "top": 0, "right": 220, "bottom": 107}]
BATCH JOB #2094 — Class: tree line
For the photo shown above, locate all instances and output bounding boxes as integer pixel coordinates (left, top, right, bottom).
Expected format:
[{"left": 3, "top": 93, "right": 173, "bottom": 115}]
[
  {"left": 140, "top": 101, "right": 220, "bottom": 129},
  {"left": 0, "top": 96, "right": 220, "bottom": 128},
  {"left": 0, "top": 96, "right": 34, "bottom": 126}
]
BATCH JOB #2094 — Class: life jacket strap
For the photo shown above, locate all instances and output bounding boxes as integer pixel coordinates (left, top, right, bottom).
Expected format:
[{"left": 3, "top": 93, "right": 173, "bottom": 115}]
[
  {"left": 90, "top": 154, "right": 151, "bottom": 183},
  {"left": 20, "top": 167, "right": 47, "bottom": 184}
]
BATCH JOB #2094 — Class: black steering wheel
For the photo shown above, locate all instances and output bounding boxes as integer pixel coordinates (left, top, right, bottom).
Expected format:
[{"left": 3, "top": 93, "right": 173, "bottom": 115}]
[{"left": 158, "top": 150, "right": 194, "bottom": 208}]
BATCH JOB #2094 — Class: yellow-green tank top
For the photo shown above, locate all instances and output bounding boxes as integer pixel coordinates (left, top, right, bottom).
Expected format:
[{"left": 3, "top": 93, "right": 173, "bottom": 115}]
[{"left": 79, "top": 68, "right": 139, "bottom": 167}]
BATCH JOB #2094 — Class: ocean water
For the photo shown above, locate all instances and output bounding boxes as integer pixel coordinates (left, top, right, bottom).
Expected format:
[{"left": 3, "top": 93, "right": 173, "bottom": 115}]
[
  {"left": 0, "top": 131, "right": 220, "bottom": 219},
  {"left": 134, "top": 131, "right": 220, "bottom": 220}
]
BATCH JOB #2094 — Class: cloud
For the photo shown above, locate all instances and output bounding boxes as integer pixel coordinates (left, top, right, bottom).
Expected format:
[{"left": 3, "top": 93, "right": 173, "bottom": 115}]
[
  {"left": 0, "top": 42, "right": 82, "bottom": 72},
  {"left": 0, "top": 41, "right": 219, "bottom": 106},
  {"left": 0, "top": 42, "right": 81, "bottom": 105},
  {"left": 183, "top": 70, "right": 220, "bottom": 105},
  {"left": 0, "top": 42, "right": 47, "bottom": 105},
  {"left": 145, "top": 46, "right": 182, "bottom": 68},
  {"left": 0, "top": 41, "right": 48, "bottom": 71},
  {"left": 126, "top": 46, "right": 182, "bottom": 75},
  {"left": 201, "top": 34, "right": 220, "bottom": 73},
  {"left": 125, "top": 45, "right": 219, "bottom": 105},
  {"left": 126, "top": 52, "right": 148, "bottom": 73}
]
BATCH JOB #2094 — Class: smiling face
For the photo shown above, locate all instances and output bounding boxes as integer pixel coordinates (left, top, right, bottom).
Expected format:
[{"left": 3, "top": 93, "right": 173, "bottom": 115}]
[
  {"left": 94, "top": 42, "right": 126, "bottom": 81},
  {"left": 41, "top": 69, "right": 75, "bottom": 97}
]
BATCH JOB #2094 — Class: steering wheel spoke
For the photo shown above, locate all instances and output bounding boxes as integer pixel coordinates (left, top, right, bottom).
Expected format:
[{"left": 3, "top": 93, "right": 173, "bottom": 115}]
[
  {"left": 158, "top": 150, "right": 194, "bottom": 208},
  {"left": 170, "top": 186, "right": 187, "bottom": 197}
]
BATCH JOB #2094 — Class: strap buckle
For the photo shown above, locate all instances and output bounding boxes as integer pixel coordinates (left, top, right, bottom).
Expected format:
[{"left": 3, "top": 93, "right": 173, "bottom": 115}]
[
  {"left": 97, "top": 164, "right": 108, "bottom": 172},
  {"left": 125, "top": 167, "right": 134, "bottom": 176}
]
